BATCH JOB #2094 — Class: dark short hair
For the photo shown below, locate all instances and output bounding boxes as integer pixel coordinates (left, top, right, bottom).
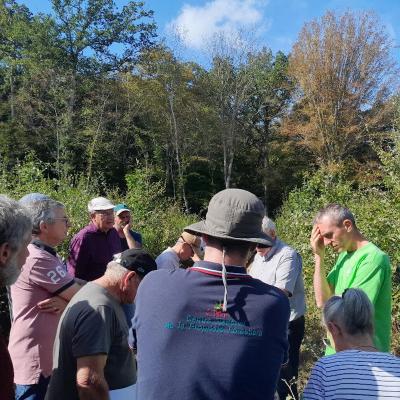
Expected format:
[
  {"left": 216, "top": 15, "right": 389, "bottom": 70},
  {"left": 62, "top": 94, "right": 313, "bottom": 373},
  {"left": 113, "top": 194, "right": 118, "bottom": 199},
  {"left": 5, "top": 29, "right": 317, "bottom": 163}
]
[
  {"left": 314, "top": 203, "right": 356, "bottom": 227},
  {"left": 206, "top": 236, "right": 256, "bottom": 258}
]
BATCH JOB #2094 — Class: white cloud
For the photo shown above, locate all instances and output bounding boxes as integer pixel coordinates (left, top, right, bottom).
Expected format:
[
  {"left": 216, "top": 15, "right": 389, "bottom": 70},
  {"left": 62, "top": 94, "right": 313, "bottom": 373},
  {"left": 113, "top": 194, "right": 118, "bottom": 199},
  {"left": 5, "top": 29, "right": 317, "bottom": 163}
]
[{"left": 167, "top": 0, "right": 269, "bottom": 50}]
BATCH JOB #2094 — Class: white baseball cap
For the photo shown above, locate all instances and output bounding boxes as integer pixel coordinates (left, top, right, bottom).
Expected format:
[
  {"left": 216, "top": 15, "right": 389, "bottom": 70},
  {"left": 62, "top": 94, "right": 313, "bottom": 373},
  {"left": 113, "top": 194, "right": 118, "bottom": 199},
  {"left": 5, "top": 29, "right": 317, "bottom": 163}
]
[{"left": 88, "top": 197, "right": 115, "bottom": 212}]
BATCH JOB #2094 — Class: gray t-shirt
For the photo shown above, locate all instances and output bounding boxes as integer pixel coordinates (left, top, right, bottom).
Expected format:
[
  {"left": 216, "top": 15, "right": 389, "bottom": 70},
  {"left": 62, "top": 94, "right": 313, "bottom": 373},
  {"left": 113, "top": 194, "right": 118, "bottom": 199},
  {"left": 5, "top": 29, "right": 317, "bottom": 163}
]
[
  {"left": 45, "top": 282, "right": 136, "bottom": 400},
  {"left": 249, "top": 239, "right": 306, "bottom": 321}
]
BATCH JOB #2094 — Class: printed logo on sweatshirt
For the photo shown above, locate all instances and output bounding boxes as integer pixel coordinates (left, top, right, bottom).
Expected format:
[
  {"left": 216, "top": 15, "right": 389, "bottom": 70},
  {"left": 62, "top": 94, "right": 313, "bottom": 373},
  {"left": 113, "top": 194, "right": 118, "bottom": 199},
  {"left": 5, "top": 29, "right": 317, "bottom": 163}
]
[{"left": 164, "top": 312, "right": 263, "bottom": 337}]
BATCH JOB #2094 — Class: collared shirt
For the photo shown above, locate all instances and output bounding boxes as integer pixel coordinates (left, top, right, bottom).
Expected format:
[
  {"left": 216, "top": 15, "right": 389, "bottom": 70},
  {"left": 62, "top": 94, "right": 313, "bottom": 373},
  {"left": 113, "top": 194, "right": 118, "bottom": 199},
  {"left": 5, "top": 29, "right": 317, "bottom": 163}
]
[
  {"left": 8, "top": 243, "right": 75, "bottom": 384},
  {"left": 155, "top": 247, "right": 180, "bottom": 270},
  {"left": 67, "top": 223, "right": 121, "bottom": 281},
  {"left": 249, "top": 239, "right": 306, "bottom": 321}
]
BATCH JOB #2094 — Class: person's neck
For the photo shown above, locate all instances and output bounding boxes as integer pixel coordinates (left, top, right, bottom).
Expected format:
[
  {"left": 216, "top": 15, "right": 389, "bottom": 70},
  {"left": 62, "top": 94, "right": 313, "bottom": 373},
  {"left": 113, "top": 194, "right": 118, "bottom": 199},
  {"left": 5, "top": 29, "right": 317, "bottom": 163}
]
[
  {"left": 336, "top": 333, "right": 377, "bottom": 352},
  {"left": 204, "top": 248, "right": 246, "bottom": 267},
  {"left": 113, "top": 225, "right": 124, "bottom": 237},
  {"left": 346, "top": 232, "right": 369, "bottom": 252},
  {"left": 34, "top": 235, "right": 57, "bottom": 249},
  {"left": 94, "top": 276, "right": 122, "bottom": 303},
  {"left": 92, "top": 221, "right": 109, "bottom": 233}
]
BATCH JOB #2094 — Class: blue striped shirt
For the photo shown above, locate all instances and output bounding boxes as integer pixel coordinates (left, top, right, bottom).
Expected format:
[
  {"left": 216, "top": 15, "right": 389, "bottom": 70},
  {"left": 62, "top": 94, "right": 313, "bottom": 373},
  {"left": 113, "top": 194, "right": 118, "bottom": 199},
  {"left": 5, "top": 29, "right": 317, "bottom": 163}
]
[{"left": 303, "top": 350, "right": 400, "bottom": 399}]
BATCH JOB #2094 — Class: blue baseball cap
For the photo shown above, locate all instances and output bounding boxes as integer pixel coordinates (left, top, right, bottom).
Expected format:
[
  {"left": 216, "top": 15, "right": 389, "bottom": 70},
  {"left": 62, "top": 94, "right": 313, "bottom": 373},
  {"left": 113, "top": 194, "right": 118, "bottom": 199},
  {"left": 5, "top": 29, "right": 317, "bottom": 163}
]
[{"left": 114, "top": 203, "right": 130, "bottom": 216}]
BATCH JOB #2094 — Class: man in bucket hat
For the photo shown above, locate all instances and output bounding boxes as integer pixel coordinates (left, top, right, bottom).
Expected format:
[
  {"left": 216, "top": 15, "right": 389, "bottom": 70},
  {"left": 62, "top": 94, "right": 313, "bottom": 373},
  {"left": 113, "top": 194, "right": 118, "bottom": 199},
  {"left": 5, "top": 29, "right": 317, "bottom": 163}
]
[{"left": 133, "top": 189, "right": 290, "bottom": 400}]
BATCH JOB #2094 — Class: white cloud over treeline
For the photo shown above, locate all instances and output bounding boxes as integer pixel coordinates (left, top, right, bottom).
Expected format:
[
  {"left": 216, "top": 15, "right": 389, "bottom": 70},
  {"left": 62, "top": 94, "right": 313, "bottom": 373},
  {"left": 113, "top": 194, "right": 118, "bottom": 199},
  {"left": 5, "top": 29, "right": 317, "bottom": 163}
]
[{"left": 167, "top": 0, "right": 269, "bottom": 49}]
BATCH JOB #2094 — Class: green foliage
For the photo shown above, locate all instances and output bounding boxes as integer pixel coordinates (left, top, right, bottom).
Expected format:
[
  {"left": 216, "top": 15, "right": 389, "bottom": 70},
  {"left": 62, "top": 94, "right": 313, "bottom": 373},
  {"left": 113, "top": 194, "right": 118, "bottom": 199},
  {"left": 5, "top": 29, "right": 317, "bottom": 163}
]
[
  {"left": 124, "top": 167, "right": 197, "bottom": 256},
  {"left": 0, "top": 157, "right": 198, "bottom": 259}
]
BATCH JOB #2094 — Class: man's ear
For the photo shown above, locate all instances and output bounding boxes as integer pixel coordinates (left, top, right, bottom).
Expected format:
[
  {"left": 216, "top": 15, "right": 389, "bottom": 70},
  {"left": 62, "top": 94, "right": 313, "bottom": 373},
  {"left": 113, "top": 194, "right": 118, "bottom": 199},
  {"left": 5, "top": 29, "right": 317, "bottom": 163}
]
[
  {"left": 0, "top": 242, "right": 11, "bottom": 265},
  {"left": 39, "top": 220, "right": 47, "bottom": 234},
  {"left": 122, "top": 271, "right": 136, "bottom": 288},
  {"left": 343, "top": 219, "right": 353, "bottom": 232}
]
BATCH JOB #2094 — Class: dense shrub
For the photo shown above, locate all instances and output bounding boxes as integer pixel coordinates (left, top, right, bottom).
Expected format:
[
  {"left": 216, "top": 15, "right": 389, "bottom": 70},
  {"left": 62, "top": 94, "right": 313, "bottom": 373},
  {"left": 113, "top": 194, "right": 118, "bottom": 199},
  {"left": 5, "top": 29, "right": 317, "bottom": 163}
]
[{"left": 0, "top": 159, "right": 197, "bottom": 337}]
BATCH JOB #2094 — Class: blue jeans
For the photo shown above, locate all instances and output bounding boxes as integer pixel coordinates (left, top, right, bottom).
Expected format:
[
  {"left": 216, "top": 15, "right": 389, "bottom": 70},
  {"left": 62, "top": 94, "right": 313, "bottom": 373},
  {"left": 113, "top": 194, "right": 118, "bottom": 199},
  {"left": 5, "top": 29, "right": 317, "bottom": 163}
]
[{"left": 15, "top": 374, "right": 50, "bottom": 400}]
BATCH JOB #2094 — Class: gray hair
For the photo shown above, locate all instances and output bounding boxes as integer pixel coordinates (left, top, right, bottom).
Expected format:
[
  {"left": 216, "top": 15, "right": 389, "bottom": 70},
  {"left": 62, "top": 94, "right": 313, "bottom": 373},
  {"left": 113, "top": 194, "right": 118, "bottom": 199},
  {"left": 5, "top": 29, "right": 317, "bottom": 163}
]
[
  {"left": 262, "top": 216, "right": 276, "bottom": 234},
  {"left": 26, "top": 199, "right": 65, "bottom": 235},
  {"left": 105, "top": 258, "right": 130, "bottom": 281},
  {"left": 323, "top": 288, "right": 374, "bottom": 336},
  {"left": 314, "top": 203, "right": 356, "bottom": 227},
  {"left": 0, "top": 195, "right": 32, "bottom": 252}
]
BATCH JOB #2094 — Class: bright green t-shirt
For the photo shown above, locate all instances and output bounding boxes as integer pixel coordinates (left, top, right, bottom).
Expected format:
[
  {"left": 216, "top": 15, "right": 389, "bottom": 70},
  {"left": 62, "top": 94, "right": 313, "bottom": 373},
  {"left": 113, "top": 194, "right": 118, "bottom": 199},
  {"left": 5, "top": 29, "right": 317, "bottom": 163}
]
[{"left": 325, "top": 242, "right": 392, "bottom": 355}]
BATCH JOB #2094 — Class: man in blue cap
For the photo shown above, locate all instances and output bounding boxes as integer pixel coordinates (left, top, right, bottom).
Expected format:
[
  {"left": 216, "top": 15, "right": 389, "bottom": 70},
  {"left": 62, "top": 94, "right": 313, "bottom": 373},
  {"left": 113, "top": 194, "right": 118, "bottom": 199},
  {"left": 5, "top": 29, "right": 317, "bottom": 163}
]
[{"left": 113, "top": 203, "right": 142, "bottom": 250}]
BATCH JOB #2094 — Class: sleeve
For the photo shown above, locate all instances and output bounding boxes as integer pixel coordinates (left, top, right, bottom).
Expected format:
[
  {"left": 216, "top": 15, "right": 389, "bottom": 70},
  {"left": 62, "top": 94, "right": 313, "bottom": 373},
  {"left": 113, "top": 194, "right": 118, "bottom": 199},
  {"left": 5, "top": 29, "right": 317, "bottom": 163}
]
[
  {"left": 303, "top": 360, "right": 326, "bottom": 399},
  {"left": 132, "top": 231, "right": 142, "bottom": 245},
  {"left": 67, "top": 233, "right": 90, "bottom": 278},
  {"left": 30, "top": 256, "right": 75, "bottom": 295},
  {"left": 349, "top": 253, "right": 390, "bottom": 304},
  {"left": 72, "top": 305, "right": 114, "bottom": 358},
  {"left": 274, "top": 251, "right": 302, "bottom": 296}
]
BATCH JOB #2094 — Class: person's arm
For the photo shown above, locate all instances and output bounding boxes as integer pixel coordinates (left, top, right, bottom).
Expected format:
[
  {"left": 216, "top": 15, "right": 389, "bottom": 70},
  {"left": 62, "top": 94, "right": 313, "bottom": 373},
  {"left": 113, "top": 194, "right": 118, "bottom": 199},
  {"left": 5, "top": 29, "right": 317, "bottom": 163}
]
[
  {"left": 57, "top": 282, "right": 81, "bottom": 301},
  {"left": 37, "top": 296, "right": 68, "bottom": 314},
  {"left": 273, "top": 249, "right": 302, "bottom": 297},
  {"left": 310, "top": 225, "right": 333, "bottom": 308},
  {"left": 36, "top": 282, "right": 81, "bottom": 313},
  {"left": 76, "top": 354, "right": 109, "bottom": 400},
  {"left": 122, "top": 224, "right": 141, "bottom": 249}
]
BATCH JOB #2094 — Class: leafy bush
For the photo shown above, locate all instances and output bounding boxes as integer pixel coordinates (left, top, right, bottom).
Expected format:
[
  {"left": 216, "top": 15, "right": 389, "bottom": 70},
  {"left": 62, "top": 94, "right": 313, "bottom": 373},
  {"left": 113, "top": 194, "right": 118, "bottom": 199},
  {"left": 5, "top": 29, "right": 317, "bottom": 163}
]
[{"left": 0, "top": 158, "right": 198, "bottom": 257}]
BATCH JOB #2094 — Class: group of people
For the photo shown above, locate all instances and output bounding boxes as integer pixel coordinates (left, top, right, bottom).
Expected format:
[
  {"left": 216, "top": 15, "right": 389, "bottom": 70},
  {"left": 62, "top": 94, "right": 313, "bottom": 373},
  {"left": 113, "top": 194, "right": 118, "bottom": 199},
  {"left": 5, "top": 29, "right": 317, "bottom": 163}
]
[{"left": 0, "top": 188, "right": 399, "bottom": 400}]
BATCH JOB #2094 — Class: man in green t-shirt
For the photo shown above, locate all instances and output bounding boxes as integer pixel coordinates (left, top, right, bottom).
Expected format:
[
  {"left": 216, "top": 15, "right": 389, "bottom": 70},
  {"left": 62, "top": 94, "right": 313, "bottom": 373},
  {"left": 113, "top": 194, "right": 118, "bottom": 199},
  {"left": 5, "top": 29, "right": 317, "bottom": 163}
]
[{"left": 310, "top": 203, "right": 392, "bottom": 354}]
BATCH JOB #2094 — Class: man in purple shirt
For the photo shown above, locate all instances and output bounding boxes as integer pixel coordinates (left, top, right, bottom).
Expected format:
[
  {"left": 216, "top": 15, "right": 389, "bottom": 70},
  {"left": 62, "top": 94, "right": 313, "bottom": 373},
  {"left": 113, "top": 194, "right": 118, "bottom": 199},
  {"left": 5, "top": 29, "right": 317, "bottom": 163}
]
[{"left": 67, "top": 197, "right": 121, "bottom": 281}]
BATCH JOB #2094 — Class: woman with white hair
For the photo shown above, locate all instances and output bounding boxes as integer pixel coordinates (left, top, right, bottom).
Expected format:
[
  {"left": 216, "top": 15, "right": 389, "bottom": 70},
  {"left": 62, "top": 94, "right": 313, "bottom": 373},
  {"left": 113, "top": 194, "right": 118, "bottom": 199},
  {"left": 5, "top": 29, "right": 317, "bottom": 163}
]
[{"left": 303, "top": 288, "right": 400, "bottom": 399}]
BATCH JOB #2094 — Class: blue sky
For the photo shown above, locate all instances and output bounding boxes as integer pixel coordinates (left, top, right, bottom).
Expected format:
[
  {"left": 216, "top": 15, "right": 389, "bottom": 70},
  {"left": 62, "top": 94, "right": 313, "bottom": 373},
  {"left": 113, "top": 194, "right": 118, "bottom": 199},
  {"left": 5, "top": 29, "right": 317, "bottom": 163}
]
[{"left": 22, "top": 0, "right": 400, "bottom": 63}]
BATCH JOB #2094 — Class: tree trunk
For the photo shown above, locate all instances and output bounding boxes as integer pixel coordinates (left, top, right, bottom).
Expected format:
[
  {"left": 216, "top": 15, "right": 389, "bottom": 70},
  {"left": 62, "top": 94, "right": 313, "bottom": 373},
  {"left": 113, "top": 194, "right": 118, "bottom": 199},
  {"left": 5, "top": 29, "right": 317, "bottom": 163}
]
[
  {"left": 9, "top": 71, "right": 14, "bottom": 121},
  {"left": 167, "top": 89, "right": 189, "bottom": 212}
]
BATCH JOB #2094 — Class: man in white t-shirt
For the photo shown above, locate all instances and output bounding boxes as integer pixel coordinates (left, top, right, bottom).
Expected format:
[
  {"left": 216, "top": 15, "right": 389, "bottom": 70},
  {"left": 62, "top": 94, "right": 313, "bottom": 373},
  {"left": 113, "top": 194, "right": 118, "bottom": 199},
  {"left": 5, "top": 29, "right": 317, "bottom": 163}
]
[{"left": 249, "top": 217, "right": 306, "bottom": 400}]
